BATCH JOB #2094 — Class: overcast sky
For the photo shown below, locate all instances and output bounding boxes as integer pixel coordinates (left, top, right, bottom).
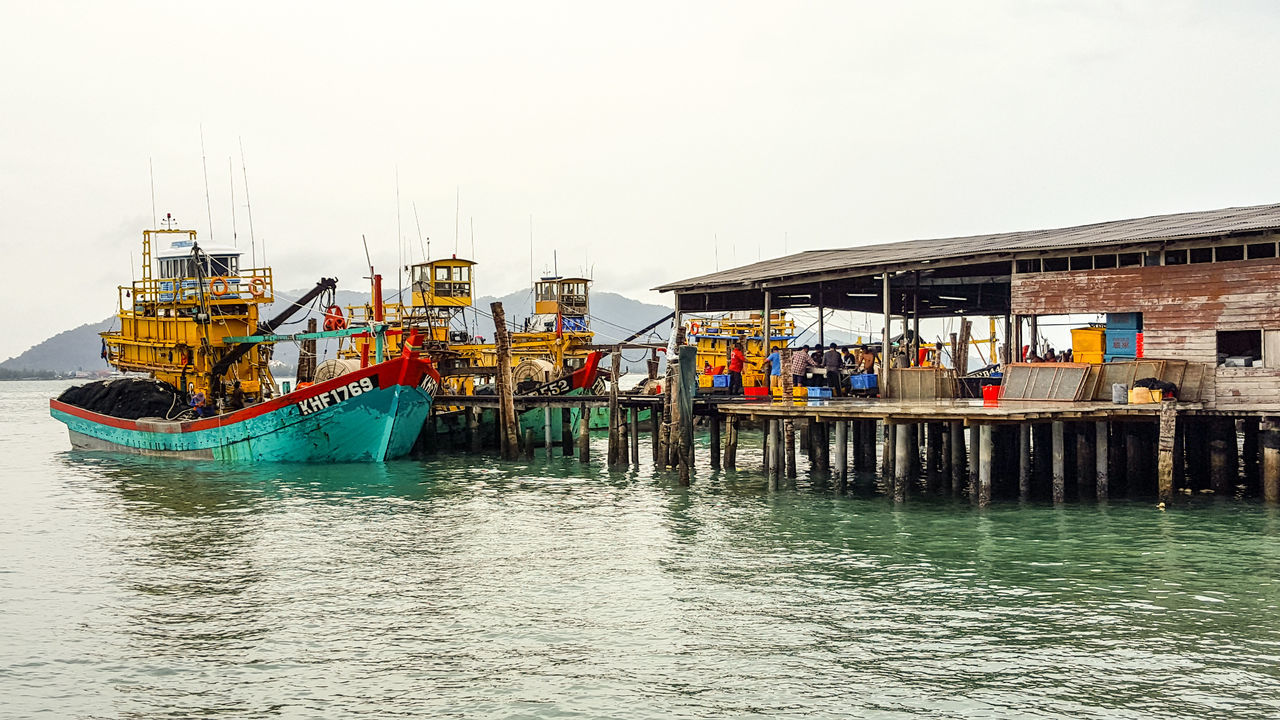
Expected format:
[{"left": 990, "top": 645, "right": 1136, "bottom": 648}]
[{"left": 4, "top": 1, "right": 1280, "bottom": 361}]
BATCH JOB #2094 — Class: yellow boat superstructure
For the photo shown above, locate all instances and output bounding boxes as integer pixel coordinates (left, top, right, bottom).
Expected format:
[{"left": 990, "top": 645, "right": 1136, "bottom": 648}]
[
  {"left": 101, "top": 224, "right": 275, "bottom": 401},
  {"left": 685, "top": 311, "right": 797, "bottom": 388},
  {"left": 342, "top": 258, "right": 597, "bottom": 392}
]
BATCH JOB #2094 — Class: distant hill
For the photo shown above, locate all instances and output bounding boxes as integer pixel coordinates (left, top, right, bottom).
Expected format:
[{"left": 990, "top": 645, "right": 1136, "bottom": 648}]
[{"left": 1, "top": 288, "right": 674, "bottom": 377}]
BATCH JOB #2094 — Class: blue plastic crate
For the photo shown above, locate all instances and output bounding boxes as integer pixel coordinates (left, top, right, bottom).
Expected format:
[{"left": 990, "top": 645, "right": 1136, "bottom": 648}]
[
  {"left": 807, "top": 386, "right": 832, "bottom": 398},
  {"left": 848, "top": 373, "right": 878, "bottom": 390},
  {"left": 1105, "top": 329, "right": 1139, "bottom": 356},
  {"left": 712, "top": 374, "right": 731, "bottom": 388},
  {"left": 1106, "top": 312, "right": 1143, "bottom": 330}
]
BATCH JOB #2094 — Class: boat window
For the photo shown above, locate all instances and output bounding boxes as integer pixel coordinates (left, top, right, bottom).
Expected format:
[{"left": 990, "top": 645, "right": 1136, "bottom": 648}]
[
  {"left": 435, "top": 266, "right": 451, "bottom": 281},
  {"left": 452, "top": 266, "right": 470, "bottom": 282},
  {"left": 536, "top": 282, "right": 557, "bottom": 302}
]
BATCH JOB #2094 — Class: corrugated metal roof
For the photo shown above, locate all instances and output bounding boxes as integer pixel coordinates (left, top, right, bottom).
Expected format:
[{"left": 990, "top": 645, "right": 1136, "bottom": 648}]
[{"left": 654, "top": 201, "right": 1280, "bottom": 293}]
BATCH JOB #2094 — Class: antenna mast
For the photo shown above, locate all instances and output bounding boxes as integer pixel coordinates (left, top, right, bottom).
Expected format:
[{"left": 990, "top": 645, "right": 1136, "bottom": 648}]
[
  {"left": 454, "top": 187, "right": 460, "bottom": 256},
  {"left": 148, "top": 157, "right": 157, "bottom": 228},
  {"left": 228, "top": 157, "right": 238, "bottom": 248},
  {"left": 412, "top": 202, "right": 427, "bottom": 262},
  {"left": 396, "top": 167, "right": 403, "bottom": 305},
  {"left": 470, "top": 216, "right": 475, "bottom": 260},
  {"left": 239, "top": 138, "right": 257, "bottom": 267},
  {"left": 199, "top": 125, "right": 214, "bottom": 241}
]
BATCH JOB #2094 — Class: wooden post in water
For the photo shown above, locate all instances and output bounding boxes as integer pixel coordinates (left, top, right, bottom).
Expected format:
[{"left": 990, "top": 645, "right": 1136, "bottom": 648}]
[
  {"left": 978, "top": 423, "right": 993, "bottom": 507},
  {"left": 578, "top": 403, "right": 590, "bottom": 463},
  {"left": 766, "top": 419, "right": 779, "bottom": 490},
  {"left": 1076, "top": 422, "right": 1096, "bottom": 500},
  {"left": 298, "top": 317, "right": 318, "bottom": 382},
  {"left": 1209, "top": 418, "right": 1235, "bottom": 495},
  {"left": 630, "top": 406, "right": 640, "bottom": 467},
  {"left": 725, "top": 415, "right": 738, "bottom": 470},
  {"left": 950, "top": 421, "right": 965, "bottom": 495},
  {"left": 1157, "top": 406, "right": 1177, "bottom": 504},
  {"left": 466, "top": 406, "right": 481, "bottom": 453},
  {"left": 1262, "top": 419, "right": 1280, "bottom": 504},
  {"left": 710, "top": 412, "right": 721, "bottom": 471},
  {"left": 1018, "top": 423, "right": 1031, "bottom": 501},
  {"left": 523, "top": 428, "right": 535, "bottom": 459},
  {"left": 1051, "top": 421, "right": 1065, "bottom": 503},
  {"left": 543, "top": 406, "right": 554, "bottom": 459},
  {"left": 608, "top": 351, "right": 622, "bottom": 468},
  {"left": 894, "top": 422, "right": 910, "bottom": 502},
  {"left": 651, "top": 406, "right": 662, "bottom": 464},
  {"left": 835, "top": 421, "right": 848, "bottom": 492},
  {"left": 561, "top": 408, "right": 573, "bottom": 457},
  {"left": 619, "top": 408, "right": 630, "bottom": 465},
  {"left": 676, "top": 345, "right": 697, "bottom": 484},
  {"left": 883, "top": 419, "right": 896, "bottom": 483},
  {"left": 925, "top": 422, "right": 942, "bottom": 494},
  {"left": 1242, "top": 417, "right": 1260, "bottom": 495},
  {"left": 491, "top": 302, "right": 520, "bottom": 460},
  {"left": 968, "top": 423, "right": 980, "bottom": 501},
  {"left": 1096, "top": 421, "right": 1109, "bottom": 500}
]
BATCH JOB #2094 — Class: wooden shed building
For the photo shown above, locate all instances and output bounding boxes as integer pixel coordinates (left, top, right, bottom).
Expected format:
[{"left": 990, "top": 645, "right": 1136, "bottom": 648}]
[{"left": 656, "top": 201, "right": 1280, "bottom": 412}]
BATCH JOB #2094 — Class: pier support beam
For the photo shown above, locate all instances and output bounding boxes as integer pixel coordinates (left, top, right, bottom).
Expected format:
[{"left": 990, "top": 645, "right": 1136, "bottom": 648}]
[
  {"left": 1051, "top": 421, "right": 1065, "bottom": 504},
  {"left": 724, "top": 415, "right": 738, "bottom": 470},
  {"left": 1157, "top": 406, "right": 1177, "bottom": 504},
  {"left": 578, "top": 404, "right": 590, "bottom": 463},
  {"left": 785, "top": 419, "right": 798, "bottom": 479},
  {"left": 835, "top": 421, "right": 848, "bottom": 492},
  {"left": 608, "top": 352, "right": 622, "bottom": 468},
  {"left": 950, "top": 421, "right": 965, "bottom": 495},
  {"left": 709, "top": 412, "right": 721, "bottom": 471},
  {"left": 491, "top": 302, "right": 520, "bottom": 460},
  {"left": 630, "top": 407, "right": 640, "bottom": 466},
  {"left": 544, "top": 407, "right": 554, "bottom": 459},
  {"left": 1209, "top": 418, "right": 1236, "bottom": 495},
  {"left": 523, "top": 428, "right": 535, "bottom": 459},
  {"left": 561, "top": 408, "right": 573, "bottom": 457},
  {"left": 768, "top": 419, "right": 782, "bottom": 490},
  {"left": 1018, "top": 424, "right": 1031, "bottom": 501},
  {"left": 1076, "top": 422, "right": 1095, "bottom": 500},
  {"left": 968, "top": 423, "right": 980, "bottom": 501},
  {"left": 894, "top": 422, "right": 910, "bottom": 502},
  {"left": 926, "top": 422, "right": 942, "bottom": 495},
  {"left": 1096, "top": 421, "right": 1109, "bottom": 500},
  {"left": 978, "top": 424, "right": 993, "bottom": 508},
  {"left": 467, "top": 407, "right": 481, "bottom": 453},
  {"left": 883, "top": 420, "right": 896, "bottom": 485},
  {"left": 1263, "top": 419, "right": 1280, "bottom": 504}
]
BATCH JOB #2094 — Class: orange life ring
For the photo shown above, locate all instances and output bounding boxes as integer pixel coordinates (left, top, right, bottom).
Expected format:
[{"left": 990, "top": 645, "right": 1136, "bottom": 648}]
[
  {"left": 247, "top": 276, "right": 266, "bottom": 297},
  {"left": 689, "top": 321, "right": 701, "bottom": 335},
  {"left": 209, "top": 277, "right": 230, "bottom": 297}
]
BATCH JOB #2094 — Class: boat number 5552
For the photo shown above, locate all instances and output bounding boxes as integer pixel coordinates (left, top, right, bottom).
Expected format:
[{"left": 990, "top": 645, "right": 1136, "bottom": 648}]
[{"left": 297, "top": 376, "right": 376, "bottom": 415}]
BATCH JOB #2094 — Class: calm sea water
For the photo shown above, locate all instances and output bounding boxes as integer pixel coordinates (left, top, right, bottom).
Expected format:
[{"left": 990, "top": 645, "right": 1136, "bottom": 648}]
[{"left": 4, "top": 380, "right": 1280, "bottom": 718}]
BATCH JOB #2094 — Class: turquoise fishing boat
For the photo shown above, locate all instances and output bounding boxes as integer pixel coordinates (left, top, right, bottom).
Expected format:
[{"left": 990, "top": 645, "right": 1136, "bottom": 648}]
[
  {"left": 51, "top": 354, "right": 439, "bottom": 462},
  {"left": 49, "top": 218, "right": 438, "bottom": 463}
]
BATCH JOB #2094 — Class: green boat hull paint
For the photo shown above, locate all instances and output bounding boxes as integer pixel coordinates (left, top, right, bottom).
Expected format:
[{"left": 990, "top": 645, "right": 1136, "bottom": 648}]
[{"left": 50, "top": 355, "right": 439, "bottom": 463}]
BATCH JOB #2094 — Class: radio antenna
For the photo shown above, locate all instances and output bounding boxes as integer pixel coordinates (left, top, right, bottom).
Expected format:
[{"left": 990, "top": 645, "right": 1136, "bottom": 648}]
[
  {"left": 239, "top": 138, "right": 257, "bottom": 267},
  {"left": 148, "top": 157, "right": 157, "bottom": 228},
  {"left": 454, "top": 186, "right": 460, "bottom": 255},
  {"left": 228, "top": 156, "right": 238, "bottom": 248},
  {"left": 199, "top": 125, "right": 214, "bottom": 241},
  {"left": 412, "top": 202, "right": 427, "bottom": 262},
  {"left": 470, "top": 216, "right": 475, "bottom": 260},
  {"left": 396, "top": 167, "right": 403, "bottom": 305}
]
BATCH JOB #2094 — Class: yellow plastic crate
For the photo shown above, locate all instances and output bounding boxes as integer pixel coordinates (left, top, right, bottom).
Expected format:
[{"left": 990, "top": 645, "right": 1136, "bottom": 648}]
[
  {"left": 1071, "top": 327, "right": 1106, "bottom": 354},
  {"left": 1128, "top": 387, "right": 1162, "bottom": 404},
  {"left": 1075, "top": 350, "right": 1104, "bottom": 364},
  {"left": 698, "top": 375, "right": 713, "bottom": 388}
]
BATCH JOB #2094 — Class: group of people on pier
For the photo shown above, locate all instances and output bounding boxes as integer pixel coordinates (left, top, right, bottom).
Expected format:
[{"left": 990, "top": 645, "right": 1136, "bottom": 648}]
[{"left": 704, "top": 341, "right": 884, "bottom": 397}]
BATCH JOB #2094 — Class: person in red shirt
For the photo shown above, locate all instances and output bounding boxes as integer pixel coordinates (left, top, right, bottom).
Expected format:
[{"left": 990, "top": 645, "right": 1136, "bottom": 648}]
[{"left": 727, "top": 340, "right": 746, "bottom": 394}]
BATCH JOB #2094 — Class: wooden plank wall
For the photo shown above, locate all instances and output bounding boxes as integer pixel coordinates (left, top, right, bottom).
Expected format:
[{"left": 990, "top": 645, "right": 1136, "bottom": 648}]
[{"left": 1010, "top": 257, "right": 1280, "bottom": 410}]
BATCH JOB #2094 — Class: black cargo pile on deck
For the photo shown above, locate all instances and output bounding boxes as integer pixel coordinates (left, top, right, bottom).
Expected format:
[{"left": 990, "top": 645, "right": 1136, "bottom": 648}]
[{"left": 57, "top": 378, "right": 185, "bottom": 420}]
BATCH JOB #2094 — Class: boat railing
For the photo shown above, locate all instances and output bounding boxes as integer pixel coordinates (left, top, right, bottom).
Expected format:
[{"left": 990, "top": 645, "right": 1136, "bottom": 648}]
[{"left": 121, "top": 269, "right": 275, "bottom": 307}]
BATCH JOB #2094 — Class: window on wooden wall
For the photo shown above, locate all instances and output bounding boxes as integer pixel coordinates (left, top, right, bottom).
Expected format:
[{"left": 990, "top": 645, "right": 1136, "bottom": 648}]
[
  {"left": 1069, "top": 256, "right": 1092, "bottom": 270},
  {"left": 1093, "top": 254, "right": 1118, "bottom": 268},
  {"left": 1217, "top": 330, "right": 1262, "bottom": 366},
  {"left": 1248, "top": 242, "right": 1277, "bottom": 259},
  {"left": 1164, "top": 249, "right": 1187, "bottom": 265},
  {"left": 1043, "top": 257, "right": 1068, "bottom": 272},
  {"left": 1190, "top": 248, "right": 1213, "bottom": 264},
  {"left": 1215, "top": 245, "right": 1244, "bottom": 262},
  {"left": 1118, "top": 252, "right": 1143, "bottom": 267}
]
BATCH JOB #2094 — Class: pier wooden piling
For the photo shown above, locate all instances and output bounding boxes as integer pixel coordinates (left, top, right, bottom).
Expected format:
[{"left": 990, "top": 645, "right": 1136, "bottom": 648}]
[
  {"left": 608, "top": 352, "right": 622, "bottom": 468},
  {"left": 1263, "top": 419, "right": 1280, "bottom": 504},
  {"left": 950, "top": 421, "right": 965, "bottom": 495},
  {"left": 578, "top": 403, "right": 590, "bottom": 463},
  {"left": 978, "top": 424, "right": 993, "bottom": 507},
  {"left": 710, "top": 414, "right": 721, "bottom": 471},
  {"left": 561, "top": 409, "right": 573, "bottom": 457},
  {"left": 491, "top": 302, "right": 519, "bottom": 460},
  {"left": 835, "top": 421, "right": 848, "bottom": 491},
  {"left": 724, "top": 415, "right": 738, "bottom": 470},
  {"left": 1018, "top": 424, "right": 1031, "bottom": 501},
  {"left": 1095, "top": 421, "right": 1109, "bottom": 500},
  {"left": 1051, "top": 421, "right": 1066, "bottom": 503},
  {"left": 1157, "top": 405, "right": 1177, "bottom": 503}
]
